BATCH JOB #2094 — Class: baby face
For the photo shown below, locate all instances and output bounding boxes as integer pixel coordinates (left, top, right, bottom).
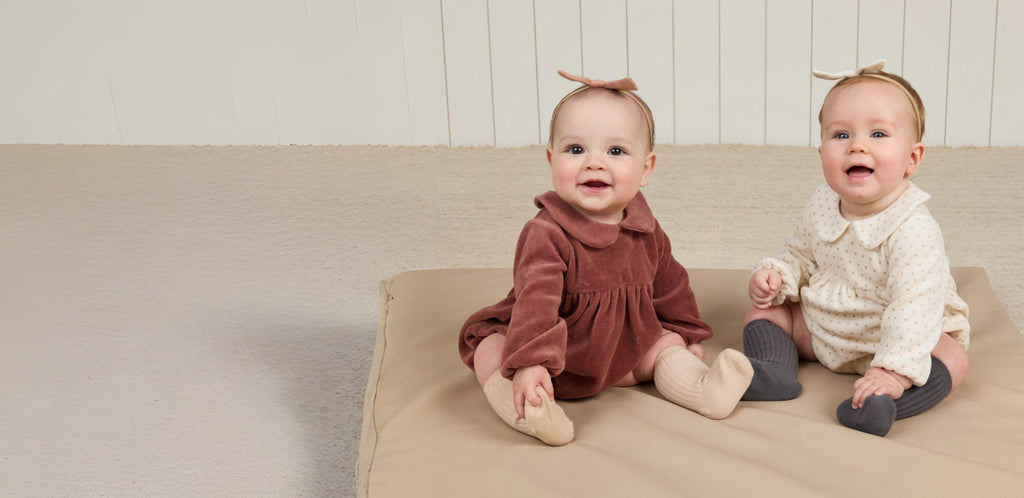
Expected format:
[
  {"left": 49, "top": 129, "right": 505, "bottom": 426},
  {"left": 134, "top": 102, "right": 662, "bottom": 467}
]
[
  {"left": 546, "top": 90, "right": 655, "bottom": 224},
  {"left": 818, "top": 79, "right": 924, "bottom": 220}
]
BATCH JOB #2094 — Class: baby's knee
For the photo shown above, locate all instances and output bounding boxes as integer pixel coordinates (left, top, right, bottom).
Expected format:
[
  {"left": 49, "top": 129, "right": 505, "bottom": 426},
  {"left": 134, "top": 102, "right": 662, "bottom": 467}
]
[
  {"left": 744, "top": 304, "right": 791, "bottom": 332},
  {"left": 933, "top": 334, "right": 968, "bottom": 390}
]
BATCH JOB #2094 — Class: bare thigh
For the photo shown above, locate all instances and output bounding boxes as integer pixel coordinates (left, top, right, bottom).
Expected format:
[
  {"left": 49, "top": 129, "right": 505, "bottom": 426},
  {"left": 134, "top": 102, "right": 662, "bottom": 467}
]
[
  {"left": 745, "top": 301, "right": 817, "bottom": 361},
  {"left": 614, "top": 331, "right": 686, "bottom": 386}
]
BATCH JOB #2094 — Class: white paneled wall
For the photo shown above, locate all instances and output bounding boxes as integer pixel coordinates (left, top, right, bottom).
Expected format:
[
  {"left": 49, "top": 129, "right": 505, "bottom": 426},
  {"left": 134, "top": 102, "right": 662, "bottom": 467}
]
[{"left": 1, "top": 0, "right": 1021, "bottom": 146}]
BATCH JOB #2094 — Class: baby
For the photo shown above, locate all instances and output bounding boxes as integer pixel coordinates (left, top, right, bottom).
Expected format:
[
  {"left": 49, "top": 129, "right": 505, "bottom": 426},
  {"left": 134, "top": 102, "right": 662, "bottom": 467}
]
[
  {"left": 740, "top": 61, "right": 970, "bottom": 436},
  {"left": 459, "top": 70, "right": 753, "bottom": 445}
]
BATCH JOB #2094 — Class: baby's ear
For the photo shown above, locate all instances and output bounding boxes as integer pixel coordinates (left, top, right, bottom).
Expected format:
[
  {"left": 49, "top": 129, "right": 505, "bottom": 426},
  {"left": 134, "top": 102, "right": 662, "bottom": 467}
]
[
  {"left": 906, "top": 142, "right": 924, "bottom": 177},
  {"left": 640, "top": 151, "right": 656, "bottom": 186}
]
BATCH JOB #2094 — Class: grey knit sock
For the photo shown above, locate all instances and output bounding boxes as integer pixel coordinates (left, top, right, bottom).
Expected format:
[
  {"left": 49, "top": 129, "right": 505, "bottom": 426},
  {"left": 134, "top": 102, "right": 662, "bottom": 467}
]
[
  {"left": 836, "top": 357, "right": 953, "bottom": 436},
  {"left": 741, "top": 319, "right": 802, "bottom": 401},
  {"left": 836, "top": 395, "right": 897, "bottom": 436},
  {"left": 895, "top": 357, "right": 952, "bottom": 420}
]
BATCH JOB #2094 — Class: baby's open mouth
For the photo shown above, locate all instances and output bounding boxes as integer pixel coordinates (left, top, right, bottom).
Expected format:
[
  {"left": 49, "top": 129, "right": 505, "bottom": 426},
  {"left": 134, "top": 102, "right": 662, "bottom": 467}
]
[
  {"left": 581, "top": 180, "right": 609, "bottom": 188},
  {"left": 846, "top": 165, "right": 874, "bottom": 177}
]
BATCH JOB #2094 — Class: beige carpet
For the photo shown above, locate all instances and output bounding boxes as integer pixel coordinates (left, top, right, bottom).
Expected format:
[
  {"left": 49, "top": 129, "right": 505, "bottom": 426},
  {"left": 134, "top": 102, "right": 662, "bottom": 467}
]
[{"left": 1, "top": 144, "right": 1021, "bottom": 496}]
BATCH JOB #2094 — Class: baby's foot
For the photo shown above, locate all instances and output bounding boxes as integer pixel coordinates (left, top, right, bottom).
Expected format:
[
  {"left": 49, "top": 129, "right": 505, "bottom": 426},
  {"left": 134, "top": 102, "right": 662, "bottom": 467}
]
[
  {"left": 836, "top": 395, "right": 896, "bottom": 437},
  {"left": 741, "top": 319, "right": 802, "bottom": 401},
  {"left": 483, "top": 372, "right": 574, "bottom": 446},
  {"left": 745, "top": 358, "right": 803, "bottom": 401},
  {"left": 654, "top": 346, "right": 753, "bottom": 419},
  {"left": 700, "top": 349, "right": 755, "bottom": 419},
  {"left": 523, "top": 386, "right": 574, "bottom": 446}
]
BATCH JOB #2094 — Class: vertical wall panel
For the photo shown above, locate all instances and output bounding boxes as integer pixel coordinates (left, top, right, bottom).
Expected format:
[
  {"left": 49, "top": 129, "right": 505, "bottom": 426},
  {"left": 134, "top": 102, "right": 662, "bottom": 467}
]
[
  {"left": 673, "top": 0, "right": 720, "bottom": 145},
  {"left": 274, "top": 0, "right": 362, "bottom": 145},
  {"left": 110, "top": 3, "right": 248, "bottom": 145},
  {"left": 581, "top": 0, "right": 628, "bottom": 79},
  {"left": 945, "top": 0, "right": 996, "bottom": 146},
  {"left": 627, "top": 1, "right": 675, "bottom": 145},
  {"left": 356, "top": 0, "right": 411, "bottom": 145},
  {"left": 400, "top": 0, "right": 450, "bottom": 146},
  {"left": 442, "top": 0, "right": 494, "bottom": 146},
  {"left": 765, "top": 0, "right": 811, "bottom": 146},
  {"left": 720, "top": 0, "right": 765, "bottom": 145},
  {"left": 990, "top": 1, "right": 1024, "bottom": 147},
  {"left": 810, "top": 0, "right": 858, "bottom": 145},
  {"left": 535, "top": 0, "right": 583, "bottom": 145},
  {"left": 218, "top": 1, "right": 280, "bottom": 145},
  {"left": 489, "top": 1, "right": 540, "bottom": 147},
  {"left": 858, "top": 0, "right": 905, "bottom": 73},
  {"left": 0, "top": 0, "right": 1021, "bottom": 146},
  {"left": 0, "top": 2, "right": 122, "bottom": 144},
  {"left": 903, "top": 0, "right": 950, "bottom": 146}
]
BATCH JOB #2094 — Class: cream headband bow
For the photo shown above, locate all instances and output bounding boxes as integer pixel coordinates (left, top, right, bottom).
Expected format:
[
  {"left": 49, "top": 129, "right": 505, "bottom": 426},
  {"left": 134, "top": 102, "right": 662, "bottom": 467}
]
[
  {"left": 811, "top": 59, "right": 886, "bottom": 80},
  {"left": 812, "top": 59, "right": 924, "bottom": 139}
]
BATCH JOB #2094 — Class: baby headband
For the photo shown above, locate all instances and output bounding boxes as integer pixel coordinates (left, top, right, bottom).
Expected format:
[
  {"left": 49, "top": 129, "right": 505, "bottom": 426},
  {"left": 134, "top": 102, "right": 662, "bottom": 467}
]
[
  {"left": 556, "top": 69, "right": 638, "bottom": 92},
  {"left": 552, "top": 70, "right": 654, "bottom": 148},
  {"left": 812, "top": 59, "right": 924, "bottom": 139}
]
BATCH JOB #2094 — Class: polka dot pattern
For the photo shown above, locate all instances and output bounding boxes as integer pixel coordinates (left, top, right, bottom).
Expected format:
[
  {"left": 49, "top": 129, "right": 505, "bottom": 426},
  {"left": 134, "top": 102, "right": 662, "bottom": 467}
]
[{"left": 757, "top": 183, "right": 970, "bottom": 385}]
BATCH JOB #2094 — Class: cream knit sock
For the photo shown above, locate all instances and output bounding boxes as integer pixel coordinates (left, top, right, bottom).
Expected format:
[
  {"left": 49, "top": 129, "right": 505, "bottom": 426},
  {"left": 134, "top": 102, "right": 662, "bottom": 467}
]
[
  {"left": 653, "top": 346, "right": 754, "bottom": 419},
  {"left": 482, "top": 371, "right": 574, "bottom": 446}
]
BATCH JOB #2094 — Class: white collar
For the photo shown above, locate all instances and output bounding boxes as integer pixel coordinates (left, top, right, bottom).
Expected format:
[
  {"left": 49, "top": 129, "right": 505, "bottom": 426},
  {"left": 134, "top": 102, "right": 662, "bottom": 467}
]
[{"left": 809, "top": 182, "right": 931, "bottom": 248}]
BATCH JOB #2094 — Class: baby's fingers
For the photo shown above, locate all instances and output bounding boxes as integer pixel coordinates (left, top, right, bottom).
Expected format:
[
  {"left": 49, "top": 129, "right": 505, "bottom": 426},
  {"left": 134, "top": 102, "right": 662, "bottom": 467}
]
[
  {"left": 851, "top": 381, "right": 879, "bottom": 409},
  {"left": 524, "top": 383, "right": 545, "bottom": 408},
  {"left": 513, "top": 390, "right": 527, "bottom": 419}
]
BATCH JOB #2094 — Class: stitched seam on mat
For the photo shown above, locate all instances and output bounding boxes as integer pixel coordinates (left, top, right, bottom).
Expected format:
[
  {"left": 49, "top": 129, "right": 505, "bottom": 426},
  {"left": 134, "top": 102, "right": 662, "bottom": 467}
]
[{"left": 358, "top": 278, "right": 396, "bottom": 498}]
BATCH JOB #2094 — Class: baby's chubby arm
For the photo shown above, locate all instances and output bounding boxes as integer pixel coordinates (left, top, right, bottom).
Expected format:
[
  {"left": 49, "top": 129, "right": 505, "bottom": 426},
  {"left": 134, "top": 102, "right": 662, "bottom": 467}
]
[
  {"left": 512, "top": 364, "right": 555, "bottom": 419},
  {"left": 851, "top": 367, "right": 913, "bottom": 409},
  {"left": 749, "top": 268, "right": 782, "bottom": 309}
]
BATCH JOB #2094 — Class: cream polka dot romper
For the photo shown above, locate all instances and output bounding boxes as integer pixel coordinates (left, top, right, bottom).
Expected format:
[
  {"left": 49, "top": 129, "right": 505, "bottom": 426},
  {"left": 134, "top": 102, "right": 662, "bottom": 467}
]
[{"left": 758, "top": 183, "right": 969, "bottom": 385}]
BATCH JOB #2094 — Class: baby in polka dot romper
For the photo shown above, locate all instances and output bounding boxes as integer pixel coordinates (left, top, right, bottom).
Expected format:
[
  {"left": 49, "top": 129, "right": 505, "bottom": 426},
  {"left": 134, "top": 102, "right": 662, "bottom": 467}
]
[{"left": 739, "top": 61, "right": 970, "bottom": 437}]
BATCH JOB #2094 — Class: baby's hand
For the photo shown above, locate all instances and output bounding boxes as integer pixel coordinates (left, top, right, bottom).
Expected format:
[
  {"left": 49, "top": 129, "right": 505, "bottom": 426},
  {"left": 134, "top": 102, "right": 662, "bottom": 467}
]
[
  {"left": 749, "top": 268, "right": 782, "bottom": 309},
  {"left": 851, "top": 368, "right": 913, "bottom": 409},
  {"left": 512, "top": 365, "right": 554, "bottom": 419}
]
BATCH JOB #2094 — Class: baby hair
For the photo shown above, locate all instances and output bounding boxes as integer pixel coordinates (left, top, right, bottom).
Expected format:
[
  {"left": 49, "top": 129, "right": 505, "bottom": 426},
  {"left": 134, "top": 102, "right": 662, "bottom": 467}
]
[
  {"left": 818, "top": 69, "right": 926, "bottom": 141},
  {"left": 548, "top": 81, "right": 656, "bottom": 152}
]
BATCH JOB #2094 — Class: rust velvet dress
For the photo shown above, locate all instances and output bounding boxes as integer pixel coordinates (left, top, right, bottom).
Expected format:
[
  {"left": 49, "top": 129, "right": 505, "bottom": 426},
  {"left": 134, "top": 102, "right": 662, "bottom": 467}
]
[{"left": 459, "top": 191, "right": 712, "bottom": 399}]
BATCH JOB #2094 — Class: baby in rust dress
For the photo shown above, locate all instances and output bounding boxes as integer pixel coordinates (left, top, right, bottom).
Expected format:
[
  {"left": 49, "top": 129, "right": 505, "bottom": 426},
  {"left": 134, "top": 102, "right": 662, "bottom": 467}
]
[{"left": 459, "top": 70, "right": 753, "bottom": 445}]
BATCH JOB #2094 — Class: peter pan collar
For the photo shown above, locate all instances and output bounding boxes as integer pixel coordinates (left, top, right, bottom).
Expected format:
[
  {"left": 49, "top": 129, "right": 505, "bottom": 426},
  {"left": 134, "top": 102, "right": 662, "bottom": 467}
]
[
  {"left": 535, "top": 190, "right": 657, "bottom": 248},
  {"left": 810, "top": 182, "right": 931, "bottom": 249}
]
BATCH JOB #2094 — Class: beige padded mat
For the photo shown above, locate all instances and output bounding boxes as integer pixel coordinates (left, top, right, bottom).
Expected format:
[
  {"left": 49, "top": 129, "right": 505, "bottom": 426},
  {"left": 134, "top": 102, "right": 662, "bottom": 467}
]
[{"left": 359, "top": 267, "right": 1024, "bottom": 496}]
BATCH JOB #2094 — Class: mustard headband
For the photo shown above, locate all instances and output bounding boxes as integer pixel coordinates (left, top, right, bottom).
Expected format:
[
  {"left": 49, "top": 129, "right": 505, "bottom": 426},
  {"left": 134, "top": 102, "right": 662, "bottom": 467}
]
[
  {"left": 813, "top": 60, "right": 924, "bottom": 139},
  {"left": 550, "top": 70, "right": 655, "bottom": 149}
]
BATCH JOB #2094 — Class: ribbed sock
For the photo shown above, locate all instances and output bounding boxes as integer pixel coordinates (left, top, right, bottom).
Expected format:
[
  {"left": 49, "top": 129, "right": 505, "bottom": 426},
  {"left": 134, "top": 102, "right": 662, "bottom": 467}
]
[
  {"left": 482, "top": 371, "right": 574, "bottom": 446},
  {"left": 895, "top": 357, "right": 953, "bottom": 419},
  {"left": 836, "top": 357, "right": 953, "bottom": 437},
  {"left": 741, "top": 319, "right": 802, "bottom": 401},
  {"left": 653, "top": 346, "right": 753, "bottom": 420},
  {"left": 836, "top": 395, "right": 897, "bottom": 436}
]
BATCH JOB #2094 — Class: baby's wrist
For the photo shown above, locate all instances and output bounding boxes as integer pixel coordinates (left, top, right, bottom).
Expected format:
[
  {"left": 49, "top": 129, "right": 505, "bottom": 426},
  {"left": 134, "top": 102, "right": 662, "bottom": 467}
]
[{"left": 881, "top": 368, "right": 913, "bottom": 389}]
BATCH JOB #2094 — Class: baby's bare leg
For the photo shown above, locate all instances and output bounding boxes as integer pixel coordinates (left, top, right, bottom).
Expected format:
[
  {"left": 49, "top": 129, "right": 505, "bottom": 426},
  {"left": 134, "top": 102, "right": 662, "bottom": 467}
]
[
  {"left": 931, "top": 333, "right": 968, "bottom": 389},
  {"left": 473, "top": 333, "right": 505, "bottom": 387}
]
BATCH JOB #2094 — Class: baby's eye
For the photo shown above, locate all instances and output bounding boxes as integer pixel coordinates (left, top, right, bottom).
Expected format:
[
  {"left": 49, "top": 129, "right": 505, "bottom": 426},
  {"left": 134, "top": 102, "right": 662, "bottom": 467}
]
[
  {"left": 833, "top": 131, "right": 849, "bottom": 140},
  {"left": 871, "top": 131, "right": 888, "bottom": 138},
  {"left": 568, "top": 145, "right": 584, "bottom": 154},
  {"left": 608, "top": 147, "right": 625, "bottom": 156}
]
